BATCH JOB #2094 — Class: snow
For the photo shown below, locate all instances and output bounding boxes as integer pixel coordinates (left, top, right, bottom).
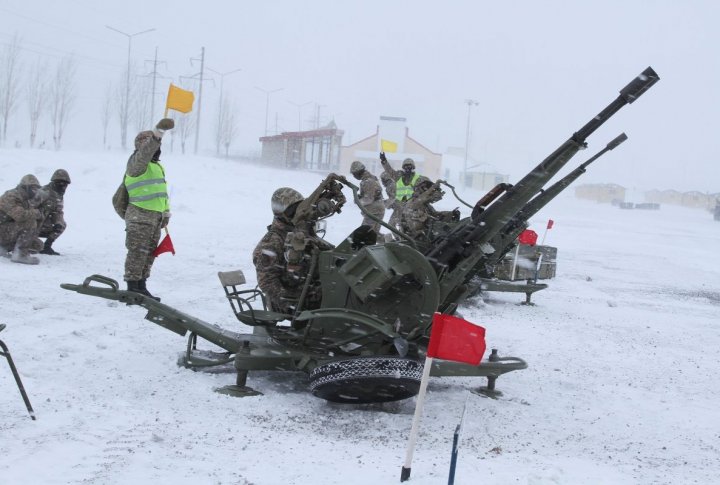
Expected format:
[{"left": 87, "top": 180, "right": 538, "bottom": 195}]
[{"left": 1, "top": 147, "right": 719, "bottom": 485}]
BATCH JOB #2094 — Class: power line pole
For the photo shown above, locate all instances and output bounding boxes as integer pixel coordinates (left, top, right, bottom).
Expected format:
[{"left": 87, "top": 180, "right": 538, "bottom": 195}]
[
  {"left": 288, "top": 100, "right": 312, "bottom": 131},
  {"left": 190, "top": 47, "right": 206, "bottom": 154},
  {"left": 143, "top": 46, "right": 168, "bottom": 122},
  {"left": 463, "top": 99, "right": 479, "bottom": 188},
  {"left": 314, "top": 103, "right": 326, "bottom": 130},
  {"left": 106, "top": 25, "right": 155, "bottom": 150}
]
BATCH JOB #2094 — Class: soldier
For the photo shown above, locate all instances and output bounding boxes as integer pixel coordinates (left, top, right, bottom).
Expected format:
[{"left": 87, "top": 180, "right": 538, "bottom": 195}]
[
  {"left": 253, "top": 176, "right": 343, "bottom": 315},
  {"left": 400, "top": 178, "right": 460, "bottom": 241},
  {"left": 36, "top": 169, "right": 71, "bottom": 255},
  {"left": 379, "top": 153, "right": 421, "bottom": 232},
  {"left": 0, "top": 174, "right": 44, "bottom": 264},
  {"left": 349, "top": 160, "right": 385, "bottom": 235},
  {"left": 123, "top": 118, "right": 175, "bottom": 300}
]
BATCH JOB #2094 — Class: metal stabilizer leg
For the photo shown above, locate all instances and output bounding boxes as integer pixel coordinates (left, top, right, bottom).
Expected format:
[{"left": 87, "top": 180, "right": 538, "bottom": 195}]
[
  {"left": 215, "top": 341, "right": 263, "bottom": 398},
  {"left": 471, "top": 349, "right": 504, "bottom": 399},
  {"left": 0, "top": 324, "right": 36, "bottom": 420}
]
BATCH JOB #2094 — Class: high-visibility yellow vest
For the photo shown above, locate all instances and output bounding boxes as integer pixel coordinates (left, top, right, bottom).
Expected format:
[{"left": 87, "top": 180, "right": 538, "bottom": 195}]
[
  {"left": 124, "top": 162, "right": 169, "bottom": 212},
  {"left": 395, "top": 173, "right": 419, "bottom": 202}
]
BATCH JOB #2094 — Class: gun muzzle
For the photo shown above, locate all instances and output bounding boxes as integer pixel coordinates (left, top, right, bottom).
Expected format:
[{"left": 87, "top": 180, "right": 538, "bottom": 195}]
[
  {"left": 620, "top": 67, "right": 659, "bottom": 104},
  {"left": 607, "top": 132, "right": 628, "bottom": 150}
]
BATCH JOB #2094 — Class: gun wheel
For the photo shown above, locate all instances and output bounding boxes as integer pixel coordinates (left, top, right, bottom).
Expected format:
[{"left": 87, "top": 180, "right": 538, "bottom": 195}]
[{"left": 309, "top": 356, "right": 423, "bottom": 404}]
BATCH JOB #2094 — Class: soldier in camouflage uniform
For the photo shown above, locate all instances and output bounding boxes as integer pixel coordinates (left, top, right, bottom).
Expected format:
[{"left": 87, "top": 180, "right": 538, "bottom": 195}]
[
  {"left": 123, "top": 118, "right": 175, "bottom": 300},
  {"left": 349, "top": 161, "right": 385, "bottom": 234},
  {"left": 400, "top": 178, "right": 460, "bottom": 242},
  {"left": 379, "top": 154, "right": 421, "bottom": 232},
  {"left": 253, "top": 177, "right": 342, "bottom": 315},
  {"left": 0, "top": 174, "right": 44, "bottom": 264},
  {"left": 36, "top": 169, "right": 71, "bottom": 255}
]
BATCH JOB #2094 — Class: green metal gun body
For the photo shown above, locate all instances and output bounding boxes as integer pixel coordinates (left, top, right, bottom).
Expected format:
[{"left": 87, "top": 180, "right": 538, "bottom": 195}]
[{"left": 427, "top": 67, "right": 658, "bottom": 308}]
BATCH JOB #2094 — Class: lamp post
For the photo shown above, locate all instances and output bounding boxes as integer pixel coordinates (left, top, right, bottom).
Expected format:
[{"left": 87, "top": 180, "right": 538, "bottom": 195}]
[
  {"left": 255, "top": 86, "right": 283, "bottom": 136},
  {"left": 288, "top": 100, "right": 312, "bottom": 131},
  {"left": 106, "top": 25, "right": 155, "bottom": 150},
  {"left": 463, "top": 99, "right": 479, "bottom": 188},
  {"left": 208, "top": 68, "right": 241, "bottom": 154}
]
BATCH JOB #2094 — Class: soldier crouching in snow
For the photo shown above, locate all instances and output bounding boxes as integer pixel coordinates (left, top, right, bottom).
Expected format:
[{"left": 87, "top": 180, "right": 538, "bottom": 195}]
[
  {"left": 122, "top": 118, "right": 175, "bottom": 301},
  {"left": 36, "top": 168, "right": 71, "bottom": 255},
  {"left": 0, "top": 174, "right": 44, "bottom": 264},
  {"left": 253, "top": 174, "right": 345, "bottom": 315}
]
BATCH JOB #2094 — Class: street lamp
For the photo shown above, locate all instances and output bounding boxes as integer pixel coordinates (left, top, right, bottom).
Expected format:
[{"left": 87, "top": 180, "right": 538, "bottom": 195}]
[
  {"left": 208, "top": 67, "right": 241, "bottom": 154},
  {"left": 288, "top": 100, "right": 312, "bottom": 131},
  {"left": 106, "top": 25, "right": 155, "bottom": 150},
  {"left": 463, "top": 99, "right": 479, "bottom": 188},
  {"left": 255, "top": 86, "right": 283, "bottom": 136}
]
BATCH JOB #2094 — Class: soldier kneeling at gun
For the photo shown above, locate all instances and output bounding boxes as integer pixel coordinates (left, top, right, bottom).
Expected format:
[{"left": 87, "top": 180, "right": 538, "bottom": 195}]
[
  {"left": 253, "top": 174, "right": 346, "bottom": 315},
  {"left": 400, "top": 177, "right": 460, "bottom": 242}
]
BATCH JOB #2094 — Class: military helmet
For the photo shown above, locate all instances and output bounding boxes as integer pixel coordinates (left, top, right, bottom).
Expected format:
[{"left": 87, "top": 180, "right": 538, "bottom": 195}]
[
  {"left": 350, "top": 161, "right": 365, "bottom": 174},
  {"left": 51, "top": 169, "right": 71, "bottom": 184},
  {"left": 414, "top": 176, "right": 433, "bottom": 192},
  {"left": 402, "top": 158, "right": 416, "bottom": 169},
  {"left": 271, "top": 187, "right": 304, "bottom": 216},
  {"left": 134, "top": 130, "right": 155, "bottom": 150},
  {"left": 19, "top": 174, "right": 41, "bottom": 188}
]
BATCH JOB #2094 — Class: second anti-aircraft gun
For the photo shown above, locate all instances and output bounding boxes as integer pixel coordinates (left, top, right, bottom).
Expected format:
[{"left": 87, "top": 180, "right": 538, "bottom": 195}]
[{"left": 61, "top": 67, "right": 659, "bottom": 404}]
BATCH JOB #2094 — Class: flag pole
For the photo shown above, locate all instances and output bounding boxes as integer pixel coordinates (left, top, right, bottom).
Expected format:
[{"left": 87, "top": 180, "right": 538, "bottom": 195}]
[
  {"left": 540, "top": 219, "right": 552, "bottom": 245},
  {"left": 401, "top": 355, "right": 434, "bottom": 482},
  {"left": 509, "top": 243, "right": 521, "bottom": 280}
]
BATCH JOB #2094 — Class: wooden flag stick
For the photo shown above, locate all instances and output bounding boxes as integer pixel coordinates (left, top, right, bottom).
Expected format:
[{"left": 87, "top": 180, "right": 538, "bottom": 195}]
[{"left": 401, "top": 356, "right": 434, "bottom": 482}]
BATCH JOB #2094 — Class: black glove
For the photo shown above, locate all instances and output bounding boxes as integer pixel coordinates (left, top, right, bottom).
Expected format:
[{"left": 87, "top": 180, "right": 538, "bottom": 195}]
[
  {"left": 379, "top": 152, "right": 387, "bottom": 164},
  {"left": 52, "top": 223, "right": 64, "bottom": 232},
  {"left": 156, "top": 118, "right": 175, "bottom": 131},
  {"left": 452, "top": 208, "right": 460, "bottom": 222}
]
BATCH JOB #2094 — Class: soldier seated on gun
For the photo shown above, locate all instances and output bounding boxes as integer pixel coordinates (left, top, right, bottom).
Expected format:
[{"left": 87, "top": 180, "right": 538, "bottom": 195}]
[
  {"left": 0, "top": 174, "right": 44, "bottom": 265},
  {"left": 400, "top": 177, "right": 460, "bottom": 242},
  {"left": 253, "top": 174, "right": 345, "bottom": 315},
  {"left": 36, "top": 169, "right": 71, "bottom": 255}
]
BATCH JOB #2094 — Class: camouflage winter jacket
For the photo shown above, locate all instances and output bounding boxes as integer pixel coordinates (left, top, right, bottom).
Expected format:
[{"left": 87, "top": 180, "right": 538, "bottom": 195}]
[
  {"left": 0, "top": 188, "right": 41, "bottom": 225},
  {"left": 37, "top": 184, "right": 66, "bottom": 230}
]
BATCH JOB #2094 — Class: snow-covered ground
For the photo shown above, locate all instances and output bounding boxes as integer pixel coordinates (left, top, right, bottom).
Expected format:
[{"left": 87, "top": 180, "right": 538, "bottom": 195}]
[{"left": 1, "top": 147, "right": 718, "bottom": 485}]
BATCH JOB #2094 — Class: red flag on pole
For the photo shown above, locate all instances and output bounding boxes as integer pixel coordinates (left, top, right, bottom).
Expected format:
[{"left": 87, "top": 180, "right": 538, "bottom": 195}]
[
  {"left": 518, "top": 229, "right": 538, "bottom": 246},
  {"left": 153, "top": 233, "right": 175, "bottom": 257},
  {"left": 427, "top": 313, "right": 486, "bottom": 366},
  {"left": 547, "top": 219, "right": 554, "bottom": 229}
]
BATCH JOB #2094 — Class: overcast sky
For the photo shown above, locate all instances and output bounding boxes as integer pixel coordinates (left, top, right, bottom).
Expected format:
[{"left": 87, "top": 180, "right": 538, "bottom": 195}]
[{"left": 1, "top": 0, "right": 718, "bottom": 192}]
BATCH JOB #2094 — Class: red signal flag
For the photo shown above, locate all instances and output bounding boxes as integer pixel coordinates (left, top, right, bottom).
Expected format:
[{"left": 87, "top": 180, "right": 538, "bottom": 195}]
[
  {"left": 547, "top": 219, "right": 554, "bottom": 229},
  {"left": 426, "top": 313, "right": 487, "bottom": 366},
  {"left": 153, "top": 234, "right": 175, "bottom": 257}
]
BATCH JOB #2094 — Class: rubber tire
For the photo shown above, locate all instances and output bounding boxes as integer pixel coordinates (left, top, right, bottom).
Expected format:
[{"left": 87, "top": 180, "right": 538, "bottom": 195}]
[{"left": 309, "top": 356, "right": 423, "bottom": 404}]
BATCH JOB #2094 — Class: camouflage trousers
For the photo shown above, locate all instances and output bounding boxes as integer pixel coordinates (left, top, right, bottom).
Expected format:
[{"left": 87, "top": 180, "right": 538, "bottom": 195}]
[
  {"left": 361, "top": 200, "right": 386, "bottom": 233},
  {"left": 123, "top": 206, "right": 162, "bottom": 281},
  {"left": 0, "top": 219, "right": 42, "bottom": 254},
  {"left": 38, "top": 219, "right": 66, "bottom": 242}
]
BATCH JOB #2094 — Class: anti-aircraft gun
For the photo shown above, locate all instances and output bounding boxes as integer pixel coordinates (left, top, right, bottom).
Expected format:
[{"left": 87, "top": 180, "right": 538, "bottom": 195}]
[{"left": 61, "top": 67, "right": 658, "bottom": 405}]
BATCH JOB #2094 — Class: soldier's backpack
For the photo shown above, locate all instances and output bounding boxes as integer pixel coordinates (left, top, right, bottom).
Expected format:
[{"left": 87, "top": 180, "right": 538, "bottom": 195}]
[{"left": 112, "top": 180, "right": 128, "bottom": 220}]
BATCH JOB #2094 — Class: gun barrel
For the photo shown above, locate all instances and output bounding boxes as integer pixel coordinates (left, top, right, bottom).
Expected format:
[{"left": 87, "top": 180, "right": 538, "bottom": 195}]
[{"left": 427, "top": 67, "right": 658, "bottom": 283}]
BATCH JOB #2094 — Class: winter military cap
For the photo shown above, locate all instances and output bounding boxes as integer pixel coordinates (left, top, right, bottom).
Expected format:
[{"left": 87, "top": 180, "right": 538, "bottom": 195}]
[
  {"left": 414, "top": 176, "right": 433, "bottom": 192},
  {"left": 51, "top": 169, "right": 71, "bottom": 184},
  {"left": 402, "top": 158, "right": 416, "bottom": 169},
  {"left": 350, "top": 161, "right": 365, "bottom": 174},
  {"left": 271, "top": 187, "right": 304, "bottom": 216},
  {"left": 19, "top": 174, "right": 41, "bottom": 188},
  {"left": 134, "top": 130, "right": 155, "bottom": 150}
]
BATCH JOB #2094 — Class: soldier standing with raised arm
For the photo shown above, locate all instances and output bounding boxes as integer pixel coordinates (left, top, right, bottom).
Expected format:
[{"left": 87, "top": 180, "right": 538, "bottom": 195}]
[
  {"left": 379, "top": 152, "right": 420, "bottom": 232},
  {"left": 123, "top": 118, "right": 174, "bottom": 301}
]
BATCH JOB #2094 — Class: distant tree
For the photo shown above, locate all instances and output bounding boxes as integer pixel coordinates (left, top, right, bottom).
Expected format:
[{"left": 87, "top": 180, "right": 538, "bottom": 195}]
[
  {"left": 0, "top": 33, "right": 22, "bottom": 145},
  {"left": 100, "top": 84, "right": 112, "bottom": 149},
  {"left": 217, "top": 96, "right": 238, "bottom": 158},
  {"left": 26, "top": 60, "right": 46, "bottom": 148},
  {"left": 49, "top": 55, "right": 77, "bottom": 150},
  {"left": 130, "top": 76, "right": 151, "bottom": 134},
  {"left": 115, "top": 65, "right": 139, "bottom": 150},
  {"left": 177, "top": 112, "right": 195, "bottom": 155}
]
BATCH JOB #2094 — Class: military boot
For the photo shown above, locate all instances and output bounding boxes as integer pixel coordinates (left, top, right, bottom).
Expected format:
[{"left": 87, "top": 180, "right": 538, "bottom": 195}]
[
  {"left": 11, "top": 248, "right": 39, "bottom": 265},
  {"left": 139, "top": 279, "right": 161, "bottom": 302},
  {"left": 40, "top": 240, "right": 61, "bottom": 256}
]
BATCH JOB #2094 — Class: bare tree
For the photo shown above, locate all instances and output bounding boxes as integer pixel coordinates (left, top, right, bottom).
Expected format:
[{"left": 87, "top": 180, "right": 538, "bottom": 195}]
[
  {"left": 0, "top": 34, "right": 22, "bottom": 145},
  {"left": 100, "top": 84, "right": 112, "bottom": 149},
  {"left": 115, "top": 64, "right": 138, "bottom": 150},
  {"left": 218, "top": 97, "right": 238, "bottom": 158},
  {"left": 48, "top": 55, "right": 77, "bottom": 150},
  {"left": 26, "top": 60, "right": 46, "bottom": 148},
  {"left": 130, "top": 75, "right": 151, "bottom": 134},
  {"left": 177, "top": 112, "right": 195, "bottom": 155}
]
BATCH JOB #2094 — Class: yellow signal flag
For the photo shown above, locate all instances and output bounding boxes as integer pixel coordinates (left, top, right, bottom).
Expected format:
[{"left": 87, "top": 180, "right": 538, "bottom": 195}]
[
  {"left": 380, "top": 139, "right": 398, "bottom": 153},
  {"left": 165, "top": 84, "right": 195, "bottom": 115}
]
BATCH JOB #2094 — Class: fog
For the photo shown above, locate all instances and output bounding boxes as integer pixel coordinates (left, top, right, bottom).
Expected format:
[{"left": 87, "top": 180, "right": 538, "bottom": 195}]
[{"left": 1, "top": 0, "right": 718, "bottom": 192}]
